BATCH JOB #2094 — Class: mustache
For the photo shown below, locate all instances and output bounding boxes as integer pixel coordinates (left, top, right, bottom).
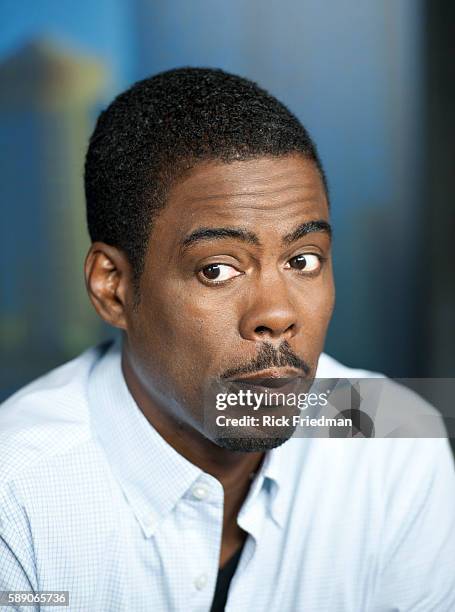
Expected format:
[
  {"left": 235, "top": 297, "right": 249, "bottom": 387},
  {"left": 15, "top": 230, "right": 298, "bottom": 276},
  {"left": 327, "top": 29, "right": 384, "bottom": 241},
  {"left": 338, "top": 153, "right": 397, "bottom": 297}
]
[{"left": 220, "top": 341, "right": 311, "bottom": 380}]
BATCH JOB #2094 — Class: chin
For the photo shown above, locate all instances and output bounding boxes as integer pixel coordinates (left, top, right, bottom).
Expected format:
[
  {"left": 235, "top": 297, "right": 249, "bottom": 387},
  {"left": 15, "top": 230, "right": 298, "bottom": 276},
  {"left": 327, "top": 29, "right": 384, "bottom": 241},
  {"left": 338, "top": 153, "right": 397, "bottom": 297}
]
[{"left": 212, "top": 430, "right": 295, "bottom": 453}]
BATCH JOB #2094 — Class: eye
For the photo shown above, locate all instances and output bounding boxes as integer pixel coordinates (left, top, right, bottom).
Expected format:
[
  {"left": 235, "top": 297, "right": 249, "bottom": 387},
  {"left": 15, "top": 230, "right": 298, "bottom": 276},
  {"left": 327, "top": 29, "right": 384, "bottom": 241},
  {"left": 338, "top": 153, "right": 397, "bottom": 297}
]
[
  {"left": 199, "top": 263, "right": 242, "bottom": 283},
  {"left": 285, "top": 254, "right": 322, "bottom": 273}
]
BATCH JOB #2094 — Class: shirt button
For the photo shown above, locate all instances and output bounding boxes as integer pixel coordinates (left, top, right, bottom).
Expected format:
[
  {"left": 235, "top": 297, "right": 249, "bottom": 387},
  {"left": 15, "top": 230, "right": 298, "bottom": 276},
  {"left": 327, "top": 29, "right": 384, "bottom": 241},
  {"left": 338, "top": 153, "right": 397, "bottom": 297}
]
[
  {"left": 192, "top": 484, "right": 208, "bottom": 500},
  {"left": 194, "top": 573, "right": 208, "bottom": 590}
]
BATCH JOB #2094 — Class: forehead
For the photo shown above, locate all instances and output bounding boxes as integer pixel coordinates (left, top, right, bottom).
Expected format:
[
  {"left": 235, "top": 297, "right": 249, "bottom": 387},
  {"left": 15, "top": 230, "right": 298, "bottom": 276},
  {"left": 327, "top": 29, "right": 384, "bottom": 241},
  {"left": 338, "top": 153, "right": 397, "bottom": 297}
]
[{"left": 151, "top": 154, "right": 329, "bottom": 246}]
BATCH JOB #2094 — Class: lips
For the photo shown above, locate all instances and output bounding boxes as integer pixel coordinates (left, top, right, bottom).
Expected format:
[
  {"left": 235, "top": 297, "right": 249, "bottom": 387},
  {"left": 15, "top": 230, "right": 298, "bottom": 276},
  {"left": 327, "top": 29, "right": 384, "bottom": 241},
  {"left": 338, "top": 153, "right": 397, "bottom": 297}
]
[
  {"left": 230, "top": 368, "right": 302, "bottom": 381},
  {"left": 231, "top": 376, "right": 299, "bottom": 389},
  {"left": 225, "top": 375, "right": 309, "bottom": 402}
]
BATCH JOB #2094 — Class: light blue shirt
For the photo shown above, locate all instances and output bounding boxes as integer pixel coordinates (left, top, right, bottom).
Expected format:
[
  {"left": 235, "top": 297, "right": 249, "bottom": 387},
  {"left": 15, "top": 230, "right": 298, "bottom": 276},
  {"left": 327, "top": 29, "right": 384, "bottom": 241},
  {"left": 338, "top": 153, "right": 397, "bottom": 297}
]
[{"left": 1, "top": 340, "right": 454, "bottom": 611}]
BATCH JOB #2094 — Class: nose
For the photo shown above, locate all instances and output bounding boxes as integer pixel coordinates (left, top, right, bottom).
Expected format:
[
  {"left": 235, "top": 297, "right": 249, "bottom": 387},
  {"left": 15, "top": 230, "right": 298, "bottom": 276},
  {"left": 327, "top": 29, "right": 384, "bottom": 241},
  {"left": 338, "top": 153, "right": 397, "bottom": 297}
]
[{"left": 238, "top": 276, "right": 299, "bottom": 343}]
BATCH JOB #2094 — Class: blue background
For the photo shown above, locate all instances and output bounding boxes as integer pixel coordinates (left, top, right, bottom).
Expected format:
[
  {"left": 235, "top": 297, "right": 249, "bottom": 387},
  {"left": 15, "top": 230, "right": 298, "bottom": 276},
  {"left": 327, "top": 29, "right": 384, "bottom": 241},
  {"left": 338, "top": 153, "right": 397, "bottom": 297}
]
[{"left": 1, "top": 0, "right": 452, "bottom": 400}]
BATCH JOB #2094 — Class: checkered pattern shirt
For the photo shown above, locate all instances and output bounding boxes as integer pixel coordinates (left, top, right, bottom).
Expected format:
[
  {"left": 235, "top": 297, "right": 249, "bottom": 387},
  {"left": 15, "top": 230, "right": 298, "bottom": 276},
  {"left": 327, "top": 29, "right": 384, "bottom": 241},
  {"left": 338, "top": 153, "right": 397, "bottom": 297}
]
[{"left": 1, "top": 340, "right": 454, "bottom": 611}]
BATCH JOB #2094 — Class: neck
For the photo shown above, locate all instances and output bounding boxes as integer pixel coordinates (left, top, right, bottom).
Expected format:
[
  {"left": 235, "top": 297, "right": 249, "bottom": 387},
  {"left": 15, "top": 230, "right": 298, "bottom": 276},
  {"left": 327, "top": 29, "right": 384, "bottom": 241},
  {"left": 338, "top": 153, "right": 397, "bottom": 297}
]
[{"left": 121, "top": 348, "right": 264, "bottom": 513}]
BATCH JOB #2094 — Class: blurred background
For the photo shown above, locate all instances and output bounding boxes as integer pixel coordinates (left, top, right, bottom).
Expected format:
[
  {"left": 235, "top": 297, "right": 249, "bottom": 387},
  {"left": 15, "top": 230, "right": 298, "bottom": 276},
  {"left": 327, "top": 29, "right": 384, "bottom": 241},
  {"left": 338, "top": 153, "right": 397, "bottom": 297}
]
[{"left": 1, "top": 0, "right": 454, "bottom": 401}]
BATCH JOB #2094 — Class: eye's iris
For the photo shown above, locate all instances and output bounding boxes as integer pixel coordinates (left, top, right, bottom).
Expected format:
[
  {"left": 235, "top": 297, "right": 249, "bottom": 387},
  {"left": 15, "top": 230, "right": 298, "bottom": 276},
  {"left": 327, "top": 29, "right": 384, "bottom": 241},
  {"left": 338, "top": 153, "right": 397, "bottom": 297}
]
[
  {"left": 289, "top": 254, "right": 308, "bottom": 270},
  {"left": 202, "top": 264, "right": 221, "bottom": 280}
]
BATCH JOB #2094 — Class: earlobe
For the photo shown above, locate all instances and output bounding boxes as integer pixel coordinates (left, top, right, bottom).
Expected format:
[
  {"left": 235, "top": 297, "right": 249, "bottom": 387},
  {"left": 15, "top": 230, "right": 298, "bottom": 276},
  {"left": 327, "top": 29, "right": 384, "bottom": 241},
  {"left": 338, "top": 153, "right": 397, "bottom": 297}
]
[{"left": 84, "top": 243, "right": 130, "bottom": 330}]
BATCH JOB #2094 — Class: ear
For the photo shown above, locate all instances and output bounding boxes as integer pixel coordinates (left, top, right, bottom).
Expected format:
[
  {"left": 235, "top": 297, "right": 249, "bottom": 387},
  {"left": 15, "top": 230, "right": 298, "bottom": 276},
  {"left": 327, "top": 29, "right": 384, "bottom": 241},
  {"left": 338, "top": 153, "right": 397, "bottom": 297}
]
[{"left": 84, "top": 242, "right": 133, "bottom": 330}]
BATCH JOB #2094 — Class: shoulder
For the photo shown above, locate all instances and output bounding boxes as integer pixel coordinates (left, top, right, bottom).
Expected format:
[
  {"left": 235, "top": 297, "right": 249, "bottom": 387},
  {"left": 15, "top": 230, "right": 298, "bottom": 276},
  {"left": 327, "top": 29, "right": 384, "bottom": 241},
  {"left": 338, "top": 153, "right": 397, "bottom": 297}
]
[
  {"left": 0, "top": 342, "right": 111, "bottom": 488},
  {"left": 288, "top": 352, "right": 454, "bottom": 489},
  {"left": 317, "top": 352, "right": 445, "bottom": 436}
]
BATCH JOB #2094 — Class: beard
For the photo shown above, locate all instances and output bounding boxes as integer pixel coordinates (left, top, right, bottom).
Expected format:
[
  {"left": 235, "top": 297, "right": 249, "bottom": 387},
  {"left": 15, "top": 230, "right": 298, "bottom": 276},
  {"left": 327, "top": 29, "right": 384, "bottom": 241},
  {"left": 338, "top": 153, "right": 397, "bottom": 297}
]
[
  {"left": 208, "top": 404, "right": 300, "bottom": 452},
  {"left": 213, "top": 434, "right": 293, "bottom": 452}
]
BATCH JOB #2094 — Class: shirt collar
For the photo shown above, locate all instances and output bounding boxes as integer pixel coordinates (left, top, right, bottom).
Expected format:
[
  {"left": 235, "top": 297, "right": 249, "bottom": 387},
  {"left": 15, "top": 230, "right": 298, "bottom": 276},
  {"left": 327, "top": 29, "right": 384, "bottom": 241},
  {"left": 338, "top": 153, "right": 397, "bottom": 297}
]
[
  {"left": 242, "top": 350, "right": 339, "bottom": 529},
  {"left": 89, "top": 339, "right": 203, "bottom": 537},
  {"left": 88, "top": 339, "right": 288, "bottom": 535},
  {"left": 239, "top": 351, "right": 340, "bottom": 528}
]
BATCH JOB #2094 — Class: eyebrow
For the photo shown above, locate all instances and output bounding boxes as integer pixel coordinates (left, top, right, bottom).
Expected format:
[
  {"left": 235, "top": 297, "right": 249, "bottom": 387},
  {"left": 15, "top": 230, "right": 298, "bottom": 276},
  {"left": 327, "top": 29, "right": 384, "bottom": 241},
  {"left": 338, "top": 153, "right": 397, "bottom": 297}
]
[
  {"left": 282, "top": 220, "right": 332, "bottom": 244},
  {"left": 181, "top": 227, "right": 260, "bottom": 250},
  {"left": 180, "top": 219, "right": 332, "bottom": 252}
]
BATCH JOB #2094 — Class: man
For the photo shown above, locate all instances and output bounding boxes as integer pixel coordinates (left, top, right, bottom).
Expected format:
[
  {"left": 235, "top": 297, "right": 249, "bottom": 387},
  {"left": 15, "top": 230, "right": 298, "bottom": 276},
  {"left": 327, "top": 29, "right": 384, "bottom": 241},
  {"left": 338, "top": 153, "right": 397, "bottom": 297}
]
[{"left": 0, "top": 68, "right": 454, "bottom": 611}]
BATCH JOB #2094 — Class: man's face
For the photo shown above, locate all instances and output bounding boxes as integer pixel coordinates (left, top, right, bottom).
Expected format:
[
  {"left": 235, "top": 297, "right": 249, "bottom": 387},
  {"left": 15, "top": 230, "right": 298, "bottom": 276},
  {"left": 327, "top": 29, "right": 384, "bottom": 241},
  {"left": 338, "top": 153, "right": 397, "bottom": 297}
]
[{"left": 125, "top": 154, "right": 335, "bottom": 451}]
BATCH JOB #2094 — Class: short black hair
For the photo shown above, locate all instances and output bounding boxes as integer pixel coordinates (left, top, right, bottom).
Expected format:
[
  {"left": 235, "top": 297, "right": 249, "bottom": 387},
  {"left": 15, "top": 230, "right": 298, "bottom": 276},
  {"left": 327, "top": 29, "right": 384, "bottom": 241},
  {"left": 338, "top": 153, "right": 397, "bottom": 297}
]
[{"left": 85, "top": 67, "right": 327, "bottom": 286}]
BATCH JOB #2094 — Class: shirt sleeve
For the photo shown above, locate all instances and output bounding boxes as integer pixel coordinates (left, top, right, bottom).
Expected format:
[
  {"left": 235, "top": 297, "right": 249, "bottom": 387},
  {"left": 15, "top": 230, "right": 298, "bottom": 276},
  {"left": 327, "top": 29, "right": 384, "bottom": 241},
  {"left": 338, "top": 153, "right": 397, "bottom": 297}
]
[
  {"left": 373, "top": 438, "right": 455, "bottom": 612},
  {"left": 0, "top": 487, "right": 39, "bottom": 612}
]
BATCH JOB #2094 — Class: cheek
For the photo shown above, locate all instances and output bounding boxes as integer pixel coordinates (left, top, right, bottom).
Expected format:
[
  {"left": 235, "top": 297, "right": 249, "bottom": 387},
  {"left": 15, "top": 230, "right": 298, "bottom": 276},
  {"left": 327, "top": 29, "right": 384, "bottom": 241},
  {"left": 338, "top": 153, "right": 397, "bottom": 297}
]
[
  {"left": 311, "top": 265, "right": 335, "bottom": 319},
  {"left": 295, "top": 278, "right": 335, "bottom": 345},
  {"left": 176, "top": 294, "right": 236, "bottom": 355},
  {"left": 316, "top": 279, "right": 335, "bottom": 322},
  {"left": 135, "top": 283, "right": 234, "bottom": 369}
]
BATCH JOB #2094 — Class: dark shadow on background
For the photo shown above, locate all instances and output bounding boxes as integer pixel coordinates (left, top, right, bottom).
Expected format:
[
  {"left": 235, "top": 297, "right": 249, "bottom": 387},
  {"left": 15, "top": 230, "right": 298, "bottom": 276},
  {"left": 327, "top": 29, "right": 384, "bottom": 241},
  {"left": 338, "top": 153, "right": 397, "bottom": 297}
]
[{"left": 422, "top": 0, "right": 455, "bottom": 454}]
